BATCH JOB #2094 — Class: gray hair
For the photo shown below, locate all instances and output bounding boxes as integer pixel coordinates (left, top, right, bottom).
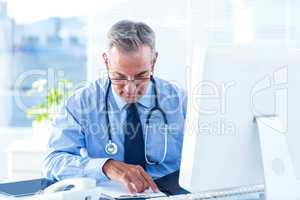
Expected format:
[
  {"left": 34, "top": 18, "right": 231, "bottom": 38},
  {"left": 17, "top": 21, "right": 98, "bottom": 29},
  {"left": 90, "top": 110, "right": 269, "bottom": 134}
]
[{"left": 107, "top": 20, "right": 156, "bottom": 53}]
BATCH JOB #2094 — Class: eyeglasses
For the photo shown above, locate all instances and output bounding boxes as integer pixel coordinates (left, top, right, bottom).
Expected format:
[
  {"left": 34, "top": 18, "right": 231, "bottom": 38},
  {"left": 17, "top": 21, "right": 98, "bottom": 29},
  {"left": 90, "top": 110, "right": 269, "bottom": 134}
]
[{"left": 108, "top": 71, "right": 152, "bottom": 85}]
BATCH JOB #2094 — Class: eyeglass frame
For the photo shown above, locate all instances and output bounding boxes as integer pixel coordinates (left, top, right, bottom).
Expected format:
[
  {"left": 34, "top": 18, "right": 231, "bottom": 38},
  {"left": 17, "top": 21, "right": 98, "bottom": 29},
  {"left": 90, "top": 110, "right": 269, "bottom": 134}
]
[{"left": 107, "top": 70, "right": 153, "bottom": 85}]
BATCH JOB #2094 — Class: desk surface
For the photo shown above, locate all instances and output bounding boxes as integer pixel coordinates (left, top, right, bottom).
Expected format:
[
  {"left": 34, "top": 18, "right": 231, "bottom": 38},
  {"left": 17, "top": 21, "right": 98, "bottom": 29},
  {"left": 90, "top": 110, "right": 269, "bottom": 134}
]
[
  {"left": 0, "top": 173, "right": 264, "bottom": 200},
  {"left": 0, "top": 179, "right": 165, "bottom": 200}
]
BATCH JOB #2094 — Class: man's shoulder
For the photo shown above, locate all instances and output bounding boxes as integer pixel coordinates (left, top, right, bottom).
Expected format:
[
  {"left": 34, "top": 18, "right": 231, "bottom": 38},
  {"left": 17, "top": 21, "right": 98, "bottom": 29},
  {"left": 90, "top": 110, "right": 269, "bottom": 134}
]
[
  {"left": 154, "top": 77, "right": 187, "bottom": 116},
  {"left": 66, "top": 77, "right": 108, "bottom": 108},
  {"left": 154, "top": 77, "right": 186, "bottom": 98}
]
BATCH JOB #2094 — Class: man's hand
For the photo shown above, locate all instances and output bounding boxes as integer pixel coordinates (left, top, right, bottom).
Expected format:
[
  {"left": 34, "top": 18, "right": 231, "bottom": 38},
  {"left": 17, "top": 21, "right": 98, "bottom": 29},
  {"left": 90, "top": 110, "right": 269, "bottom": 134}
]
[{"left": 102, "top": 159, "right": 158, "bottom": 193}]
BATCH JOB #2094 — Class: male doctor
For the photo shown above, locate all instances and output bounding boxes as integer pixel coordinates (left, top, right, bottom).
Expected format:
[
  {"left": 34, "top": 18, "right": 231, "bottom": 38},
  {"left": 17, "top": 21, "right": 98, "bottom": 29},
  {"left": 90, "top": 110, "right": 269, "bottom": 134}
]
[{"left": 43, "top": 20, "right": 187, "bottom": 193}]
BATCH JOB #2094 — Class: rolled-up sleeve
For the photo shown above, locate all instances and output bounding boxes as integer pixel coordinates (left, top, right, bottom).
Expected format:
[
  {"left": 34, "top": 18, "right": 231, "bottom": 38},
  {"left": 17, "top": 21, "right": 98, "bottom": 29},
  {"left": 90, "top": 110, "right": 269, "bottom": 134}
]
[{"left": 42, "top": 104, "right": 109, "bottom": 182}]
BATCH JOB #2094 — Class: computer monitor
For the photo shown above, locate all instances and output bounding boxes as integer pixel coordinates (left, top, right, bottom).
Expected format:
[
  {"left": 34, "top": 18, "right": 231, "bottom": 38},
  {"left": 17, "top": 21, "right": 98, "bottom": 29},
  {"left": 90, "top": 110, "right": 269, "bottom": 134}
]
[{"left": 179, "top": 47, "right": 300, "bottom": 194}]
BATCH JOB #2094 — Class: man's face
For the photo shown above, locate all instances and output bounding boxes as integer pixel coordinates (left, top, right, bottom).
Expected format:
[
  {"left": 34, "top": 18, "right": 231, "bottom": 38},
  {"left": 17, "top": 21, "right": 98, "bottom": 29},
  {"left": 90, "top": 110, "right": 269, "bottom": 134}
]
[{"left": 103, "top": 45, "right": 157, "bottom": 103}]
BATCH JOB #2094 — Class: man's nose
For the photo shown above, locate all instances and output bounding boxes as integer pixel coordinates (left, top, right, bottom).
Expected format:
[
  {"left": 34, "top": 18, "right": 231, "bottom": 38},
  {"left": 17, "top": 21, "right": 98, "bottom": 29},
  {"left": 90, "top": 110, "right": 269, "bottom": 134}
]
[{"left": 124, "top": 81, "right": 137, "bottom": 94}]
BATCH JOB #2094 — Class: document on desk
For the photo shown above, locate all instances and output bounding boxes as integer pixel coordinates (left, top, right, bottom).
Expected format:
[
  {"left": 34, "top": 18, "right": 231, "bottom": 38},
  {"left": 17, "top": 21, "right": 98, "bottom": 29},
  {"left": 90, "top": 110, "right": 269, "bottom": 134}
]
[{"left": 96, "top": 181, "right": 166, "bottom": 199}]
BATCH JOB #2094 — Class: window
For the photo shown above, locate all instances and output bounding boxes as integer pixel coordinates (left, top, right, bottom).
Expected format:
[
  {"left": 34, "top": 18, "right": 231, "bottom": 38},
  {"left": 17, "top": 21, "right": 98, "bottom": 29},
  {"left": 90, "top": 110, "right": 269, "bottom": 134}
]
[{"left": 0, "top": 1, "right": 88, "bottom": 127}]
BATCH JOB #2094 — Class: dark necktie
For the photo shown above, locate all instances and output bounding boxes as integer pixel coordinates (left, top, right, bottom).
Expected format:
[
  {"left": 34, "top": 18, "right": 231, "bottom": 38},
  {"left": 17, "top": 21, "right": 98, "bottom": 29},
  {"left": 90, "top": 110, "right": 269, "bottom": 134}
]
[{"left": 124, "top": 103, "right": 146, "bottom": 168}]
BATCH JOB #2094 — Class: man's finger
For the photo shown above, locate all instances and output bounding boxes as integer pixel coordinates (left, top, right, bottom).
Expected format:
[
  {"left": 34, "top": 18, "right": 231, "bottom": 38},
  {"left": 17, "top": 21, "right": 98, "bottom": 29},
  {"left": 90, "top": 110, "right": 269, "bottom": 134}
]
[
  {"left": 136, "top": 166, "right": 158, "bottom": 192},
  {"left": 126, "top": 182, "right": 136, "bottom": 194},
  {"left": 128, "top": 174, "right": 145, "bottom": 193},
  {"left": 119, "top": 173, "right": 135, "bottom": 193},
  {"left": 137, "top": 172, "right": 150, "bottom": 191}
]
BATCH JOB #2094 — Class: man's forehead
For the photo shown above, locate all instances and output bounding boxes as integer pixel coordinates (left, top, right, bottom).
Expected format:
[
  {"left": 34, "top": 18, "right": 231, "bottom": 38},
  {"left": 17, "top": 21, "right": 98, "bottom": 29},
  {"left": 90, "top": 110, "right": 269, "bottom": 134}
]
[
  {"left": 107, "top": 47, "right": 153, "bottom": 74},
  {"left": 108, "top": 46, "right": 153, "bottom": 60}
]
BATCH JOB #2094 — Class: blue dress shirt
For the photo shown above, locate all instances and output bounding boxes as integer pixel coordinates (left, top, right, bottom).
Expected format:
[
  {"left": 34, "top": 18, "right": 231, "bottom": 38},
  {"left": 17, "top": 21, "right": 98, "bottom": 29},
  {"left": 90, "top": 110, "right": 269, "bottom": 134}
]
[{"left": 42, "top": 76, "right": 187, "bottom": 183}]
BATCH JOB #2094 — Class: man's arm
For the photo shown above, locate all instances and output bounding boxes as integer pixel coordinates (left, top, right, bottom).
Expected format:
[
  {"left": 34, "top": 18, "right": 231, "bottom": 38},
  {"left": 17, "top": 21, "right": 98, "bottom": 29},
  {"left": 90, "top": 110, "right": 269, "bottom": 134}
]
[
  {"left": 42, "top": 105, "right": 158, "bottom": 193},
  {"left": 42, "top": 105, "right": 110, "bottom": 182}
]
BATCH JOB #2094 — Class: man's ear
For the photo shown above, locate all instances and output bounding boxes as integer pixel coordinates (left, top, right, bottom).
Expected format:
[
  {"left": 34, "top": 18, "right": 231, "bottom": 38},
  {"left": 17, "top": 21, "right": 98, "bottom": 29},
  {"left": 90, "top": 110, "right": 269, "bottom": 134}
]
[
  {"left": 102, "top": 53, "right": 109, "bottom": 70},
  {"left": 151, "top": 52, "right": 158, "bottom": 72},
  {"left": 153, "top": 52, "right": 158, "bottom": 64},
  {"left": 102, "top": 53, "right": 108, "bottom": 64}
]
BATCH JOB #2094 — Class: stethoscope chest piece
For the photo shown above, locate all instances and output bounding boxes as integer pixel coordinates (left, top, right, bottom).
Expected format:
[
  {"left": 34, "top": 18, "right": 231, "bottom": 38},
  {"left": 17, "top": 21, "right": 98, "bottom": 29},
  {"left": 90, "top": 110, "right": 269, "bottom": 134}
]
[{"left": 105, "top": 140, "right": 118, "bottom": 155}]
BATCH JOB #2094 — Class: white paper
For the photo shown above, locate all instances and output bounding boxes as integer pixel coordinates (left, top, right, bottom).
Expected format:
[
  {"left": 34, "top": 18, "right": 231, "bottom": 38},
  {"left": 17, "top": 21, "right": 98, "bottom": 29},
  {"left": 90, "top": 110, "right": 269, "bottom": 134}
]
[{"left": 96, "top": 181, "right": 166, "bottom": 199}]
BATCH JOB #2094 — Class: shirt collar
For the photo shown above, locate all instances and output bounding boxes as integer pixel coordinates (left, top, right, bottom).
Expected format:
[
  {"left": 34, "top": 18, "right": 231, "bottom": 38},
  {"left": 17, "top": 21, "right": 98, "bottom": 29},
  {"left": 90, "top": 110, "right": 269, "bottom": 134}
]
[{"left": 111, "top": 80, "right": 154, "bottom": 110}]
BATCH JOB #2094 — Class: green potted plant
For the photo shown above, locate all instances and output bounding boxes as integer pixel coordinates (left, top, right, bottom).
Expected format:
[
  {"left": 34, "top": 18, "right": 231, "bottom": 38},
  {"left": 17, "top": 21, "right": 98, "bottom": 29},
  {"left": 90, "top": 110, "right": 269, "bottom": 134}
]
[{"left": 26, "top": 79, "right": 72, "bottom": 142}]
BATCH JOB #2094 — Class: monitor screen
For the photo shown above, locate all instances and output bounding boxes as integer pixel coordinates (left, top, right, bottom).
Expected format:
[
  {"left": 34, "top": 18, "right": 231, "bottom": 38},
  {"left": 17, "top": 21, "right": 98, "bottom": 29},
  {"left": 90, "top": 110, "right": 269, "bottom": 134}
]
[{"left": 179, "top": 47, "right": 300, "bottom": 193}]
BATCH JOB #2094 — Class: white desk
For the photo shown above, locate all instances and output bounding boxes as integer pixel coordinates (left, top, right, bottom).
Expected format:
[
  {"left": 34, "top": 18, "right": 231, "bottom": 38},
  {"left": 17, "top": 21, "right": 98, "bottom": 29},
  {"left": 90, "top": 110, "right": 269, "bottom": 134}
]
[
  {"left": 5, "top": 138, "right": 47, "bottom": 180},
  {"left": 0, "top": 181, "right": 166, "bottom": 200}
]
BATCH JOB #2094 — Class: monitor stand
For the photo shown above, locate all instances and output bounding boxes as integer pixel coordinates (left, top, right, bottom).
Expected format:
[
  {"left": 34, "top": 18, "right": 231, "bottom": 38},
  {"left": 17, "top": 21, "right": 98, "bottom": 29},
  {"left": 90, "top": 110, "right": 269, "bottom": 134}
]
[{"left": 255, "top": 116, "right": 300, "bottom": 200}]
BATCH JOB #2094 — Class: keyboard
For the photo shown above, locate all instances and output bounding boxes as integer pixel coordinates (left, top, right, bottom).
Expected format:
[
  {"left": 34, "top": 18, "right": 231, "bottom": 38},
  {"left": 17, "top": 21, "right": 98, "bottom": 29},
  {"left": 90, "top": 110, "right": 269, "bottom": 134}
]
[{"left": 155, "top": 184, "right": 265, "bottom": 200}]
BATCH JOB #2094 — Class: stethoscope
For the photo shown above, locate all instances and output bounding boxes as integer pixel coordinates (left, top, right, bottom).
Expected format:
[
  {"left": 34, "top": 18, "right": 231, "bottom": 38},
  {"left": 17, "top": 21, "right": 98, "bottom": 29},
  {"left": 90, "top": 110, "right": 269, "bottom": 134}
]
[{"left": 104, "top": 76, "right": 168, "bottom": 165}]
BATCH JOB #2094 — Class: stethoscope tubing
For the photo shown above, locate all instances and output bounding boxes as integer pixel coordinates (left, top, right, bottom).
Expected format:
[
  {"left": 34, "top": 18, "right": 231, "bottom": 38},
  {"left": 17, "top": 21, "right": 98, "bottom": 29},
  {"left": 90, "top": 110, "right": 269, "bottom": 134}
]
[{"left": 105, "top": 76, "right": 168, "bottom": 165}]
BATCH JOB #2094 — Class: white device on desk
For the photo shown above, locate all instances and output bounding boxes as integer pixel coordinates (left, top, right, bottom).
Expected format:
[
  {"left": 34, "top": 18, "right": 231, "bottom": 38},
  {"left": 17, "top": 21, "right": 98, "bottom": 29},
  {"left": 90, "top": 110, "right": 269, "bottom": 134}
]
[
  {"left": 179, "top": 47, "right": 300, "bottom": 200},
  {"left": 43, "top": 177, "right": 96, "bottom": 193},
  {"left": 0, "top": 177, "right": 96, "bottom": 199}
]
